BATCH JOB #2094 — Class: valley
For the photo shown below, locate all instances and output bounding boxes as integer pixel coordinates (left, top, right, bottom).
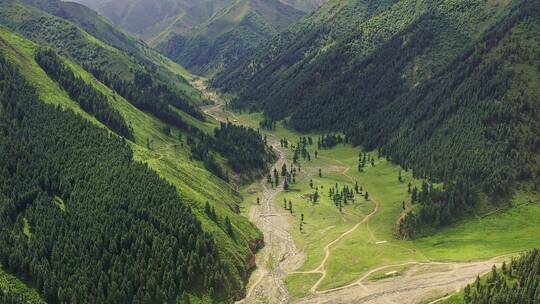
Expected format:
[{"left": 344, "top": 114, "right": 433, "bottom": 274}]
[
  {"left": 0, "top": 0, "right": 538, "bottom": 303},
  {"left": 199, "top": 82, "right": 540, "bottom": 303}
]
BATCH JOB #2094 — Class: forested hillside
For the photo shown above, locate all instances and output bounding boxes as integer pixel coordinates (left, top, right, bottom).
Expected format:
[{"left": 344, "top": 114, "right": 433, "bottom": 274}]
[
  {"left": 214, "top": 0, "right": 540, "bottom": 236},
  {"left": 446, "top": 249, "right": 540, "bottom": 304},
  {"left": 65, "top": 0, "right": 312, "bottom": 75},
  {"left": 0, "top": 1, "right": 274, "bottom": 301},
  {"left": 0, "top": 51, "right": 225, "bottom": 303},
  {"left": 2, "top": 0, "right": 203, "bottom": 104},
  {"left": 73, "top": 0, "right": 326, "bottom": 40}
]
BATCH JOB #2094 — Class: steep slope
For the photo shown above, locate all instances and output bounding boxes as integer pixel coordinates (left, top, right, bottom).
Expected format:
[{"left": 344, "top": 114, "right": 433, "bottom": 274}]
[
  {"left": 158, "top": 0, "right": 305, "bottom": 75},
  {"left": 0, "top": 2, "right": 268, "bottom": 301},
  {"left": 73, "top": 0, "right": 326, "bottom": 40},
  {"left": 0, "top": 37, "right": 227, "bottom": 303},
  {"left": 279, "top": 0, "right": 326, "bottom": 12},
  {"left": 14, "top": 0, "right": 203, "bottom": 102},
  {"left": 67, "top": 0, "right": 312, "bottom": 75},
  {"left": 214, "top": 0, "right": 540, "bottom": 234},
  {"left": 82, "top": 0, "right": 234, "bottom": 40}
]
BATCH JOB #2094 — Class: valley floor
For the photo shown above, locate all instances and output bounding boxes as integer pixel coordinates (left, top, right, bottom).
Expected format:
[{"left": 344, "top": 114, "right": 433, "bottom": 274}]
[{"left": 198, "top": 81, "right": 540, "bottom": 304}]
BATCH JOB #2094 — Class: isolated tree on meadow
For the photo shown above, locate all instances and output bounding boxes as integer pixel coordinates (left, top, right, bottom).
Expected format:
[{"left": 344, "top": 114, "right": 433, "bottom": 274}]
[
  {"left": 319, "top": 168, "right": 322, "bottom": 178},
  {"left": 365, "top": 192, "right": 369, "bottom": 200}
]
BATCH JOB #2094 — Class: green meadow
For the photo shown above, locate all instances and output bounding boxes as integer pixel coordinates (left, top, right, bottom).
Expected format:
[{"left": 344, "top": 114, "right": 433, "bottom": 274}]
[{"left": 231, "top": 110, "right": 540, "bottom": 299}]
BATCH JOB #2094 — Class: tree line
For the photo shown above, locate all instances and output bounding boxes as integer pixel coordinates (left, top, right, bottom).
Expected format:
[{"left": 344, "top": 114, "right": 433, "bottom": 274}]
[
  {"left": 35, "top": 48, "right": 133, "bottom": 139},
  {"left": 461, "top": 249, "right": 540, "bottom": 304},
  {"left": 84, "top": 65, "right": 200, "bottom": 130},
  {"left": 213, "top": 122, "right": 275, "bottom": 174}
]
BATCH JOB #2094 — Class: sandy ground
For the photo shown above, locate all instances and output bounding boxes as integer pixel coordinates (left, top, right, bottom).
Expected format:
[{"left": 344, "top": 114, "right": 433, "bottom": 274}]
[
  {"left": 298, "top": 257, "right": 505, "bottom": 304},
  {"left": 237, "top": 140, "right": 305, "bottom": 304},
  {"left": 198, "top": 80, "right": 304, "bottom": 303}
]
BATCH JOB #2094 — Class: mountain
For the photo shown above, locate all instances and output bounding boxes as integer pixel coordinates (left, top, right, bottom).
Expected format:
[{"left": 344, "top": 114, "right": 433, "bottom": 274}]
[
  {"left": 157, "top": 0, "right": 306, "bottom": 75},
  {"left": 279, "top": 0, "right": 326, "bottom": 12},
  {"left": 85, "top": 0, "right": 235, "bottom": 40},
  {"left": 69, "top": 0, "right": 314, "bottom": 75},
  {"left": 213, "top": 0, "right": 540, "bottom": 235},
  {"left": 76, "top": 0, "right": 325, "bottom": 40},
  {"left": 0, "top": 0, "right": 270, "bottom": 301}
]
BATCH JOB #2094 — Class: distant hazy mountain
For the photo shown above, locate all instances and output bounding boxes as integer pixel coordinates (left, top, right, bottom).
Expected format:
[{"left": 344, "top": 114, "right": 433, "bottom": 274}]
[
  {"left": 67, "top": 0, "right": 324, "bottom": 75},
  {"left": 156, "top": 0, "right": 305, "bottom": 75}
]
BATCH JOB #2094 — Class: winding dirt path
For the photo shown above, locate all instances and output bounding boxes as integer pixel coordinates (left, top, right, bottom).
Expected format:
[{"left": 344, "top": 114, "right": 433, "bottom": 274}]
[
  {"left": 194, "top": 80, "right": 509, "bottom": 304},
  {"left": 298, "top": 255, "right": 507, "bottom": 304},
  {"left": 290, "top": 198, "right": 380, "bottom": 293}
]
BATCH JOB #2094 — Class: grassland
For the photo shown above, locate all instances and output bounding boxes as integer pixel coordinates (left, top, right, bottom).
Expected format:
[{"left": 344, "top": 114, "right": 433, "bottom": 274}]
[{"left": 230, "top": 110, "right": 540, "bottom": 300}]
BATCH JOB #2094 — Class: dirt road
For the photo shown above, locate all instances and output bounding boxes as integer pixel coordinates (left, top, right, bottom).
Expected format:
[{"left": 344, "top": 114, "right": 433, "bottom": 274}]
[{"left": 298, "top": 256, "right": 505, "bottom": 304}]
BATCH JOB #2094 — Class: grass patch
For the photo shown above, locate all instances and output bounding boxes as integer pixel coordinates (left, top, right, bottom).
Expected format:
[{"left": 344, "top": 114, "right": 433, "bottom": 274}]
[
  {"left": 0, "top": 265, "right": 44, "bottom": 304},
  {"left": 368, "top": 265, "right": 409, "bottom": 281},
  {"left": 233, "top": 110, "right": 540, "bottom": 296},
  {"left": 285, "top": 273, "right": 321, "bottom": 301},
  {"left": 22, "top": 217, "right": 32, "bottom": 238},
  {"left": 53, "top": 196, "right": 66, "bottom": 212}
]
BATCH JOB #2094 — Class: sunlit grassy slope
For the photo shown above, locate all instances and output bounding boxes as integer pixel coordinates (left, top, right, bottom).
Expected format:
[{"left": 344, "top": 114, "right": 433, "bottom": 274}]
[
  {"left": 0, "top": 27, "right": 261, "bottom": 302},
  {"left": 0, "top": 265, "right": 45, "bottom": 304},
  {"left": 231, "top": 111, "right": 540, "bottom": 298}
]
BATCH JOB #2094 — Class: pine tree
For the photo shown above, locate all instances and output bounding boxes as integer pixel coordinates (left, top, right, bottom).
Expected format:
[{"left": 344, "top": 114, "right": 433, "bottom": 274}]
[{"left": 225, "top": 217, "right": 234, "bottom": 236}]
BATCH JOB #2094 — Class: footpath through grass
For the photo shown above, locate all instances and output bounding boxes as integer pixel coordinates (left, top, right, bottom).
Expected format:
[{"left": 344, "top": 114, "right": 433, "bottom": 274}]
[{"left": 232, "top": 111, "right": 540, "bottom": 299}]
